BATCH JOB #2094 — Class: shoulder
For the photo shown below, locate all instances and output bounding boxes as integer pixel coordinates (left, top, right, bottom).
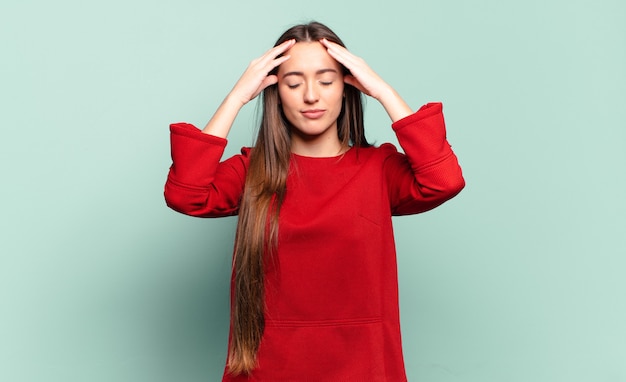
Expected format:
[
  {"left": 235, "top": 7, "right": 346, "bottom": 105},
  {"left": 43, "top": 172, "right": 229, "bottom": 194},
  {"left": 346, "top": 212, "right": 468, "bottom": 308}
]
[
  {"left": 356, "top": 143, "right": 402, "bottom": 160},
  {"left": 347, "top": 144, "right": 406, "bottom": 172},
  {"left": 240, "top": 147, "right": 252, "bottom": 157},
  {"left": 221, "top": 147, "right": 252, "bottom": 173}
]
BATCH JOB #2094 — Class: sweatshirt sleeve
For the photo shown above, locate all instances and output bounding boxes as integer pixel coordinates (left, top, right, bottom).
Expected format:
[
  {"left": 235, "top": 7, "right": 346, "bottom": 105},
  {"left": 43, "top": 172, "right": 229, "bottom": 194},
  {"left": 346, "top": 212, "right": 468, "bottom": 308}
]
[
  {"left": 164, "top": 122, "right": 250, "bottom": 217},
  {"left": 385, "top": 102, "right": 465, "bottom": 215}
]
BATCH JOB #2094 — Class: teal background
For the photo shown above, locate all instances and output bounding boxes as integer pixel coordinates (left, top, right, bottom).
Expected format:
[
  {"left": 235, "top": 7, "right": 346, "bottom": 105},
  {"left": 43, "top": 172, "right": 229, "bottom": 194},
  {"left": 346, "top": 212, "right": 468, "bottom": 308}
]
[{"left": 2, "top": 0, "right": 625, "bottom": 381}]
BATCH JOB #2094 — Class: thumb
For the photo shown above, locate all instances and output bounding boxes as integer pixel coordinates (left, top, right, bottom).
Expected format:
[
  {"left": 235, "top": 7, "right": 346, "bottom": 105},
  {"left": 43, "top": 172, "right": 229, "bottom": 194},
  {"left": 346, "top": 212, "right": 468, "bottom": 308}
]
[
  {"left": 344, "top": 75, "right": 368, "bottom": 95},
  {"left": 252, "top": 75, "right": 279, "bottom": 99},
  {"left": 261, "top": 74, "right": 279, "bottom": 88}
]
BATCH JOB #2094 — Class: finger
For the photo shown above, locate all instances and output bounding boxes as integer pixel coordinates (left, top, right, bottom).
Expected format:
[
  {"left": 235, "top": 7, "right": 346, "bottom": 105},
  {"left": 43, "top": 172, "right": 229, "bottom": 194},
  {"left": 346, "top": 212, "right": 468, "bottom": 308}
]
[
  {"left": 343, "top": 74, "right": 358, "bottom": 88},
  {"left": 320, "top": 39, "right": 362, "bottom": 70},
  {"left": 320, "top": 38, "right": 355, "bottom": 60},
  {"left": 271, "top": 54, "right": 291, "bottom": 69},
  {"left": 343, "top": 75, "right": 368, "bottom": 95},
  {"left": 257, "top": 54, "right": 290, "bottom": 80},
  {"left": 255, "top": 40, "right": 294, "bottom": 74},
  {"left": 261, "top": 74, "right": 278, "bottom": 88},
  {"left": 319, "top": 38, "right": 343, "bottom": 51},
  {"left": 250, "top": 75, "right": 279, "bottom": 99},
  {"left": 264, "top": 39, "right": 296, "bottom": 61}
]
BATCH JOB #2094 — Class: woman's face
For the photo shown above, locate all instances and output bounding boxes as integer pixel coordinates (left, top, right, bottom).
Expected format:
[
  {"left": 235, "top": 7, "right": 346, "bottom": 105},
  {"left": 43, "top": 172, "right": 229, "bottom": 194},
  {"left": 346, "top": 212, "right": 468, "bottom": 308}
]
[{"left": 277, "top": 42, "right": 344, "bottom": 149}]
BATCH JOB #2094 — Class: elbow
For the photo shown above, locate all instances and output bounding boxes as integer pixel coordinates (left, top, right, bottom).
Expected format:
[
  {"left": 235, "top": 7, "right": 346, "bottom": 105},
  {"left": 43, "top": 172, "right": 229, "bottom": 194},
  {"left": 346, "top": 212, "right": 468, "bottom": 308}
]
[
  {"left": 447, "top": 173, "right": 465, "bottom": 198},
  {"left": 439, "top": 157, "right": 465, "bottom": 200},
  {"left": 163, "top": 182, "right": 237, "bottom": 218},
  {"left": 430, "top": 165, "right": 465, "bottom": 200},
  {"left": 164, "top": 192, "right": 209, "bottom": 217},
  {"left": 163, "top": 182, "right": 203, "bottom": 216},
  {"left": 164, "top": 188, "right": 191, "bottom": 215},
  {"left": 428, "top": 171, "right": 464, "bottom": 205},
  {"left": 441, "top": 172, "right": 465, "bottom": 203},
  {"left": 421, "top": 152, "right": 465, "bottom": 201}
]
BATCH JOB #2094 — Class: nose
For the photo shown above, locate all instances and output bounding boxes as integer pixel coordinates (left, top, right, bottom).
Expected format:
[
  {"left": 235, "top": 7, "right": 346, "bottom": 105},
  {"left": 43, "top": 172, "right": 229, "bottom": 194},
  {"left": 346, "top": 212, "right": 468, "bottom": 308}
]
[{"left": 303, "top": 82, "right": 319, "bottom": 104}]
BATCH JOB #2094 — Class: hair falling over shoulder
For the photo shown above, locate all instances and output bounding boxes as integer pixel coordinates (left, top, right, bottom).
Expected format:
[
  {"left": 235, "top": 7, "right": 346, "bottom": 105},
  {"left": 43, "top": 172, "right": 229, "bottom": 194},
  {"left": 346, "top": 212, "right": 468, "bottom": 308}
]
[{"left": 227, "top": 21, "right": 369, "bottom": 376}]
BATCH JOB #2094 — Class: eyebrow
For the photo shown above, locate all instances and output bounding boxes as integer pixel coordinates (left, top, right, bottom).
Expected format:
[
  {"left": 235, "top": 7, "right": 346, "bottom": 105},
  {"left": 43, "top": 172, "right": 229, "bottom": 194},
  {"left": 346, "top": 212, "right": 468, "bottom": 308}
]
[{"left": 282, "top": 68, "right": 338, "bottom": 78}]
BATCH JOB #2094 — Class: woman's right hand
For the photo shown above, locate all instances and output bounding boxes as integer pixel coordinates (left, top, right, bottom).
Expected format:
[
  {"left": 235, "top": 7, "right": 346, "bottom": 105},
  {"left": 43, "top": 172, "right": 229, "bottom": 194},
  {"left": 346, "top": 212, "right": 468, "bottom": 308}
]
[
  {"left": 229, "top": 39, "right": 295, "bottom": 106},
  {"left": 202, "top": 39, "right": 295, "bottom": 137}
]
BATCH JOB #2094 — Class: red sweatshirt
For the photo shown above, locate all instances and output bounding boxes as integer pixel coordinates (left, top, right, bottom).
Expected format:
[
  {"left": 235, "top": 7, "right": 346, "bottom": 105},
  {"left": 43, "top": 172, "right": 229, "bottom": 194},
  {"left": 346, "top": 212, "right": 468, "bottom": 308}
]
[{"left": 165, "top": 103, "right": 464, "bottom": 381}]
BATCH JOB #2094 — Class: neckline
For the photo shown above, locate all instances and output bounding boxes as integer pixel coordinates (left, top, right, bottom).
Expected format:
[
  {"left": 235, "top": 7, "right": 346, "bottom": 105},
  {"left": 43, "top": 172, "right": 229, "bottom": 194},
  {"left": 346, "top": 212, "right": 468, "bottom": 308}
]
[{"left": 290, "top": 146, "right": 354, "bottom": 160}]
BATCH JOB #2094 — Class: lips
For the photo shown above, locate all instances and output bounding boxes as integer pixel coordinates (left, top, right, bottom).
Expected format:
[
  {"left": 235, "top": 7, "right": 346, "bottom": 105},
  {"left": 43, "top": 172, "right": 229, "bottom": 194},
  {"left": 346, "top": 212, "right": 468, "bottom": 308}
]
[{"left": 301, "top": 109, "right": 326, "bottom": 119}]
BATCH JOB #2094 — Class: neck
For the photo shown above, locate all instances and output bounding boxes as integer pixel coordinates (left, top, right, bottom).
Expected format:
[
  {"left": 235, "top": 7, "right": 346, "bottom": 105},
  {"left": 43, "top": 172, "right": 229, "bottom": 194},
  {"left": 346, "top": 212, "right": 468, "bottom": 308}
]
[
  {"left": 290, "top": 134, "right": 347, "bottom": 157},
  {"left": 289, "top": 121, "right": 348, "bottom": 157}
]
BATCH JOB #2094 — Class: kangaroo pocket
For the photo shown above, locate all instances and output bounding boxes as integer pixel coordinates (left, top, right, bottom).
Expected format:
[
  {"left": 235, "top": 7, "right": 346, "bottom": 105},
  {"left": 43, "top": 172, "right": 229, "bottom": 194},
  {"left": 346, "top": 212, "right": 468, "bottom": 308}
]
[{"left": 249, "top": 317, "right": 387, "bottom": 381}]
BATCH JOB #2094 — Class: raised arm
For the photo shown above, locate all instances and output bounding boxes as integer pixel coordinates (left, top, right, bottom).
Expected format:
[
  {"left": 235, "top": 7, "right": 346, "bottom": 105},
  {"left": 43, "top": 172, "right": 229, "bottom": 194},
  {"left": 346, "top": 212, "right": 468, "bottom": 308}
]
[
  {"left": 320, "top": 39, "right": 464, "bottom": 213},
  {"left": 165, "top": 40, "right": 296, "bottom": 216},
  {"left": 386, "top": 103, "right": 465, "bottom": 215},
  {"left": 202, "top": 39, "right": 295, "bottom": 138},
  {"left": 320, "top": 38, "right": 412, "bottom": 123}
]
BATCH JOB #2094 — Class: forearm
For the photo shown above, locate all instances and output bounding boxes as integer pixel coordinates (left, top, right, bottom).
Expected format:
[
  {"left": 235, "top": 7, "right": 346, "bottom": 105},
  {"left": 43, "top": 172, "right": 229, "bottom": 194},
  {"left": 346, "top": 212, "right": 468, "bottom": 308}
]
[
  {"left": 376, "top": 85, "right": 413, "bottom": 123},
  {"left": 388, "top": 103, "right": 465, "bottom": 215},
  {"left": 201, "top": 94, "right": 245, "bottom": 138},
  {"left": 165, "top": 123, "right": 248, "bottom": 217},
  {"left": 201, "top": 39, "right": 295, "bottom": 138}
]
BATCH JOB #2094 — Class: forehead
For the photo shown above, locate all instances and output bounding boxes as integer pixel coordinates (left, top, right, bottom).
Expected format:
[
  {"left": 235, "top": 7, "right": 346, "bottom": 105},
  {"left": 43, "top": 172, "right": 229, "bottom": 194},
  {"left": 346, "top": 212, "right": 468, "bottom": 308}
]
[{"left": 278, "top": 42, "right": 341, "bottom": 74}]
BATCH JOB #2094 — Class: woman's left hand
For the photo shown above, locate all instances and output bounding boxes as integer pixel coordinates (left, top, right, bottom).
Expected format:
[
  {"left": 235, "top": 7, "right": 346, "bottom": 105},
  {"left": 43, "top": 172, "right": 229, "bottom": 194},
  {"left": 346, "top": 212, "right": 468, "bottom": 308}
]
[
  {"left": 320, "top": 38, "right": 389, "bottom": 100},
  {"left": 320, "top": 38, "right": 412, "bottom": 122}
]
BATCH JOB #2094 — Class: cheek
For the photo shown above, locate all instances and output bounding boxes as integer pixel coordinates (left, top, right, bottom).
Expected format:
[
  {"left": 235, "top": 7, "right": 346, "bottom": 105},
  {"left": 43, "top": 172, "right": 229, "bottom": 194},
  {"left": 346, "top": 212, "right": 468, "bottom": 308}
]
[
  {"left": 277, "top": 87, "right": 285, "bottom": 106},
  {"left": 276, "top": 91, "right": 297, "bottom": 125},
  {"left": 277, "top": 88, "right": 296, "bottom": 111},
  {"left": 328, "top": 87, "right": 344, "bottom": 109}
]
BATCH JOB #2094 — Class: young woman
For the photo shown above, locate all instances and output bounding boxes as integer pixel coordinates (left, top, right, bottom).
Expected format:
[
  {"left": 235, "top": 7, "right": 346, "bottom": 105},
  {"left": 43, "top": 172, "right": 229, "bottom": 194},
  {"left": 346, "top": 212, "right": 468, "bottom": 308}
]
[{"left": 165, "top": 21, "right": 464, "bottom": 381}]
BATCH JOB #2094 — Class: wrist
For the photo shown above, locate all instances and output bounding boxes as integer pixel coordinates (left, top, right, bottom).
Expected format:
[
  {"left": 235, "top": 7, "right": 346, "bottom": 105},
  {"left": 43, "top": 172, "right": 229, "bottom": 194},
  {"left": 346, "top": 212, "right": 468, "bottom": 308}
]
[
  {"left": 375, "top": 84, "right": 399, "bottom": 104},
  {"left": 224, "top": 92, "right": 247, "bottom": 109},
  {"left": 376, "top": 87, "right": 412, "bottom": 123}
]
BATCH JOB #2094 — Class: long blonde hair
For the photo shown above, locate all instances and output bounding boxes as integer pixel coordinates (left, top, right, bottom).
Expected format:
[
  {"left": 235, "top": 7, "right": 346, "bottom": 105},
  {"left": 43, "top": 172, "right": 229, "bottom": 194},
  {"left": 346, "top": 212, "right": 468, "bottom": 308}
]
[{"left": 228, "top": 21, "right": 370, "bottom": 375}]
